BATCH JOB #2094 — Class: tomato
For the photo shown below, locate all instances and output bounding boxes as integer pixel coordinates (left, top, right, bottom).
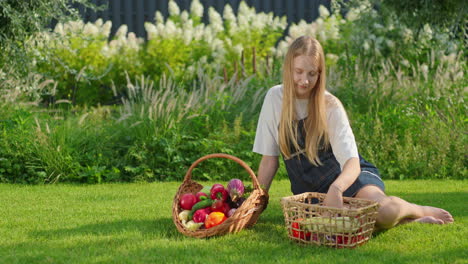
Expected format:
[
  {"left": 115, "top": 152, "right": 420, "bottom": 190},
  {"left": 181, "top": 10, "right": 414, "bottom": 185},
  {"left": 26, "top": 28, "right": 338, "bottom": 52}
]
[
  {"left": 291, "top": 219, "right": 311, "bottom": 240},
  {"left": 336, "top": 234, "right": 365, "bottom": 247},
  {"left": 211, "top": 199, "right": 225, "bottom": 212},
  {"left": 179, "top": 193, "right": 197, "bottom": 210}
]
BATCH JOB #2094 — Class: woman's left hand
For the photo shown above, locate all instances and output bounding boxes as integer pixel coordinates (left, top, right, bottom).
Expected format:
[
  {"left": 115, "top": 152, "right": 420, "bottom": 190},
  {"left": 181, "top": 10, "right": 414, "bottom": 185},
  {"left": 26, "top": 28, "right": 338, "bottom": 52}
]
[{"left": 323, "top": 185, "right": 344, "bottom": 209}]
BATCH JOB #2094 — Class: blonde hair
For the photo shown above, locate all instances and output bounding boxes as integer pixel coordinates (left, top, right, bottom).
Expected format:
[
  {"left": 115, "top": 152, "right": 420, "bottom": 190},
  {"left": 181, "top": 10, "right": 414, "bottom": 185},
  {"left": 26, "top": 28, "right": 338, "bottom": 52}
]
[{"left": 279, "top": 36, "right": 329, "bottom": 165}]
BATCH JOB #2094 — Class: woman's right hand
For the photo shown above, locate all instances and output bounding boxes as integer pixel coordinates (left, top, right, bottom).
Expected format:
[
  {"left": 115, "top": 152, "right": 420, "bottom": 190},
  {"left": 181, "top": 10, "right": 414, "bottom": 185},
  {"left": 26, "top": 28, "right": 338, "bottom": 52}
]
[{"left": 323, "top": 185, "right": 344, "bottom": 209}]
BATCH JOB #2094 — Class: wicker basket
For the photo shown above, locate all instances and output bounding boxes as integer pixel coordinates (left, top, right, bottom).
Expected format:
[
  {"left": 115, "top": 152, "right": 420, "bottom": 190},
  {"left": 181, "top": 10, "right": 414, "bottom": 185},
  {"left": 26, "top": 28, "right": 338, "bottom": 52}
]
[
  {"left": 281, "top": 192, "right": 379, "bottom": 248},
  {"left": 172, "top": 153, "right": 269, "bottom": 238}
]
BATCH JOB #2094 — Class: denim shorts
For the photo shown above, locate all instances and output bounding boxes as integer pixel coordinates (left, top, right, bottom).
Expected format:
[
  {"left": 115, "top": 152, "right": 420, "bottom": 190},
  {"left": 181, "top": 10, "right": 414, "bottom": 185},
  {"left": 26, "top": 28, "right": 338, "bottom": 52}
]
[{"left": 342, "top": 167, "right": 386, "bottom": 197}]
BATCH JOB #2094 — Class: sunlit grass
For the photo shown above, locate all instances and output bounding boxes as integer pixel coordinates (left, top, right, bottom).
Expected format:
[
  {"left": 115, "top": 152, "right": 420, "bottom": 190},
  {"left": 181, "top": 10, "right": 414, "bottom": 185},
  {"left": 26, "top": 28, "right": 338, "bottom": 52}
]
[{"left": 0, "top": 179, "right": 466, "bottom": 263}]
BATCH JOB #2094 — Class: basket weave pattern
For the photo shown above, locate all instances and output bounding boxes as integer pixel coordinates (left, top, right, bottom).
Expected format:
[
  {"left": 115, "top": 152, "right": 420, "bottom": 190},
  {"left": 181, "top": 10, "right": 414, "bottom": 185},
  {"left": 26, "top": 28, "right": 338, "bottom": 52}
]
[
  {"left": 281, "top": 192, "right": 379, "bottom": 248},
  {"left": 172, "top": 153, "right": 269, "bottom": 238}
]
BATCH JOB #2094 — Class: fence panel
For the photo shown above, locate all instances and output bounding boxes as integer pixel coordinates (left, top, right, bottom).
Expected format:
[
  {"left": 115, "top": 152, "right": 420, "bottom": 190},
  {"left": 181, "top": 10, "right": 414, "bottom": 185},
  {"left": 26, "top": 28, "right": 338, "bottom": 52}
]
[{"left": 78, "top": 0, "right": 331, "bottom": 38}]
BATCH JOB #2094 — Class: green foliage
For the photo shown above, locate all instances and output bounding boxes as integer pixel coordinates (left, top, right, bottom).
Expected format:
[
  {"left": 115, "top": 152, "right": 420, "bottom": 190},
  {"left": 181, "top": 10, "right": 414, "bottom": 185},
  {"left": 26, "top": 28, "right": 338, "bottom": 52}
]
[
  {"left": 0, "top": 106, "right": 46, "bottom": 184},
  {"left": 0, "top": 72, "right": 270, "bottom": 183},
  {"left": 0, "top": 0, "right": 97, "bottom": 77},
  {"left": 25, "top": 0, "right": 287, "bottom": 105},
  {"left": 32, "top": 21, "right": 114, "bottom": 104},
  {"left": 380, "top": 0, "right": 467, "bottom": 33},
  {"left": 142, "top": 36, "right": 212, "bottom": 85},
  {"left": 351, "top": 1, "right": 463, "bottom": 74},
  {"left": 1, "top": 0, "right": 466, "bottom": 184},
  {"left": 334, "top": 57, "right": 467, "bottom": 180}
]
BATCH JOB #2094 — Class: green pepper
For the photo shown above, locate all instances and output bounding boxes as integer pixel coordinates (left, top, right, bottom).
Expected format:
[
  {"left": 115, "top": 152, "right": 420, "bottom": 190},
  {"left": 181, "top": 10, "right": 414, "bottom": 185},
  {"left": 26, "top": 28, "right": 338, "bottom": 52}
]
[{"left": 188, "top": 199, "right": 214, "bottom": 220}]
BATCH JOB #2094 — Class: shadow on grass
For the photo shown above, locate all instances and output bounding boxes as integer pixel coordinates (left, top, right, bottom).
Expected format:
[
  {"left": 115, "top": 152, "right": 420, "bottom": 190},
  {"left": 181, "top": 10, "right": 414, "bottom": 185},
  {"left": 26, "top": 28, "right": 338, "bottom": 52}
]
[
  {"left": 3, "top": 212, "right": 463, "bottom": 264},
  {"left": 113, "top": 216, "right": 466, "bottom": 264},
  {"left": 30, "top": 217, "right": 182, "bottom": 240}
]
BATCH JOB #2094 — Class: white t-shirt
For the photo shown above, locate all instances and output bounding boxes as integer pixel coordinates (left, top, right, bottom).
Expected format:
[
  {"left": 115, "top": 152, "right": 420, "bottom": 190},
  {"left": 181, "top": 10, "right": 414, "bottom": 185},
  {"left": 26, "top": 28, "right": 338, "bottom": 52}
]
[{"left": 253, "top": 85, "right": 359, "bottom": 170}]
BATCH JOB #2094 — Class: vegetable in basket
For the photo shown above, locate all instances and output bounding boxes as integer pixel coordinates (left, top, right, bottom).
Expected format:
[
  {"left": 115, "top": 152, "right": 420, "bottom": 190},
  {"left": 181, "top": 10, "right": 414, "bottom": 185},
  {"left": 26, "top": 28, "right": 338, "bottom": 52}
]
[
  {"left": 210, "top": 184, "right": 228, "bottom": 202},
  {"left": 223, "top": 202, "right": 231, "bottom": 215},
  {"left": 336, "top": 233, "right": 365, "bottom": 246},
  {"left": 227, "top": 179, "right": 244, "bottom": 202},
  {"left": 227, "top": 208, "right": 237, "bottom": 217},
  {"left": 193, "top": 208, "right": 211, "bottom": 223},
  {"left": 196, "top": 192, "right": 208, "bottom": 201},
  {"left": 228, "top": 197, "right": 246, "bottom": 209},
  {"left": 188, "top": 199, "right": 214, "bottom": 220},
  {"left": 211, "top": 199, "right": 232, "bottom": 215},
  {"left": 205, "top": 212, "right": 227, "bottom": 228},
  {"left": 291, "top": 218, "right": 311, "bottom": 239},
  {"left": 178, "top": 210, "right": 191, "bottom": 223},
  {"left": 183, "top": 220, "right": 204, "bottom": 231},
  {"left": 179, "top": 193, "right": 198, "bottom": 210},
  {"left": 302, "top": 216, "right": 360, "bottom": 233},
  {"left": 211, "top": 199, "right": 225, "bottom": 212}
]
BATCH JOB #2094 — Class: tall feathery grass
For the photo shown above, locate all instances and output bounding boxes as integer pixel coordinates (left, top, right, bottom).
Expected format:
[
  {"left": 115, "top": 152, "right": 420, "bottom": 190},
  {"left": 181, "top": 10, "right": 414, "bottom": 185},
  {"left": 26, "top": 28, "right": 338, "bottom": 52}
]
[{"left": 0, "top": 69, "right": 268, "bottom": 183}]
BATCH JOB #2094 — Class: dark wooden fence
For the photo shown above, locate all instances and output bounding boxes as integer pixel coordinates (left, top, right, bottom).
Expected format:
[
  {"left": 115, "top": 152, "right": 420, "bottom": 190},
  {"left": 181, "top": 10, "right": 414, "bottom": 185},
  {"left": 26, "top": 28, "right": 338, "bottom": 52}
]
[{"left": 76, "top": 0, "right": 331, "bottom": 38}]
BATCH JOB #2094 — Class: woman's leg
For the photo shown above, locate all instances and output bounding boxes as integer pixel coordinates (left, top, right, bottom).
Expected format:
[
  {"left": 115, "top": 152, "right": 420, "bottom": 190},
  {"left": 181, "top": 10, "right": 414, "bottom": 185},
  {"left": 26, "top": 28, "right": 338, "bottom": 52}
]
[{"left": 355, "top": 185, "right": 454, "bottom": 229}]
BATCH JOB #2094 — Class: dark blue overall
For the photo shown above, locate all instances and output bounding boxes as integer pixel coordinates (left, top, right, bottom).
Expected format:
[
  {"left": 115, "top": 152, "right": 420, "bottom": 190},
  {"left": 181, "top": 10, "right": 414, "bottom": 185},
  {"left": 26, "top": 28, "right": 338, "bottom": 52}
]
[{"left": 284, "top": 119, "right": 385, "bottom": 197}]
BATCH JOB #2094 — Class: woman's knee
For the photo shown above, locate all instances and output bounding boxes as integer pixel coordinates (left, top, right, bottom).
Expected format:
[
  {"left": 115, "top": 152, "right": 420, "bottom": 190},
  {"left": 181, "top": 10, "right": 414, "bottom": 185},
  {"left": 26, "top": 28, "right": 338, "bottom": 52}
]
[{"left": 376, "top": 196, "right": 402, "bottom": 229}]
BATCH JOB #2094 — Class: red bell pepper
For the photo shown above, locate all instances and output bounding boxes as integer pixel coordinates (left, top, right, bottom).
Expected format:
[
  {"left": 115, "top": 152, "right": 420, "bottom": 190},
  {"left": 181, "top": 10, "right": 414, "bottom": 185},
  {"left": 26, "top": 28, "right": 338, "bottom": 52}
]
[
  {"left": 291, "top": 219, "right": 311, "bottom": 240},
  {"left": 210, "top": 184, "right": 228, "bottom": 202},
  {"left": 192, "top": 208, "right": 211, "bottom": 223}
]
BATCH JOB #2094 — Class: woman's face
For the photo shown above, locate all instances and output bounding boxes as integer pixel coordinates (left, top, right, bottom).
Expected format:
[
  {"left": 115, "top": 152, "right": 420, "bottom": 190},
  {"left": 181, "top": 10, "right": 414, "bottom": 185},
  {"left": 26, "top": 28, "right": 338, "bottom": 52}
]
[{"left": 292, "top": 55, "right": 319, "bottom": 99}]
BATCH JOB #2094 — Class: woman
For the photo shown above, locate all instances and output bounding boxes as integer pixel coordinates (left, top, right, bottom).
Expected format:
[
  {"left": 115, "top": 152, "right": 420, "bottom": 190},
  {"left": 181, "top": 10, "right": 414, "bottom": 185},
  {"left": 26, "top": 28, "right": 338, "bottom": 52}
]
[{"left": 253, "top": 36, "right": 453, "bottom": 229}]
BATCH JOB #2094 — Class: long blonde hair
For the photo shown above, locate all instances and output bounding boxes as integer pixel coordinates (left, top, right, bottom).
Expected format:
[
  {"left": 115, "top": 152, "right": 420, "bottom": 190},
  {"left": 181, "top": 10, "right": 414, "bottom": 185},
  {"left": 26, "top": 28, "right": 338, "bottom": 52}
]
[{"left": 279, "top": 36, "right": 329, "bottom": 166}]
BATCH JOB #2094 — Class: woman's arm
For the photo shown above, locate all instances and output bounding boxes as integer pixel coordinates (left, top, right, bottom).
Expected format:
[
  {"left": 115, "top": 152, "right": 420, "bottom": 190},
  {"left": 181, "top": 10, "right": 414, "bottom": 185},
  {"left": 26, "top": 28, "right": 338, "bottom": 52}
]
[
  {"left": 324, "top": 96, "right": 361, "bottom": 208},
  {"left": 330, "top": 157, "right": 361, "bottom": 193},
  {"left": 257, "top": 155, "right": 279, "bottom": 192},
  {"left": 323, "top": 157, "right": 360, "bottom": 208}
]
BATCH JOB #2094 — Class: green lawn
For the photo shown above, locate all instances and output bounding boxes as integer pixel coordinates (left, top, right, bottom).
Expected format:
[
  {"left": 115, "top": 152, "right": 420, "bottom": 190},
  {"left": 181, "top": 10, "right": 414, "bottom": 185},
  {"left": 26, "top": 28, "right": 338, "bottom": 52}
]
[{"left": 0, "top": 179, "right": 466, "bottom": 264}]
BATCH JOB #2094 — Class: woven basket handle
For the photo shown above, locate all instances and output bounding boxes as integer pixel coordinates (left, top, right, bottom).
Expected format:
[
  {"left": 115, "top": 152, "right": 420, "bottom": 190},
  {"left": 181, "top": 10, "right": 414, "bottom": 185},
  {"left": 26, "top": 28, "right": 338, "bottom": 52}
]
[{"left": 183, "top": 153, "right": 261, "bottom": 190}]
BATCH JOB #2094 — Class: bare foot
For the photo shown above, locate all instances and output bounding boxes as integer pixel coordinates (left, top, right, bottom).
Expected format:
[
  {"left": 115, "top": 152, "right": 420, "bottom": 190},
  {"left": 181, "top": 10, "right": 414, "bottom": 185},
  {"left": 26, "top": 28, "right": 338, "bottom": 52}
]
[
  {"left": 421, "top": 206, "right": 454, "bottom": 224},
  {"left": 413, "top": 216, "right": 444, "bottom": 224},
  {"left": 397, "top": 216, "right": 443, "bottom": 226}
]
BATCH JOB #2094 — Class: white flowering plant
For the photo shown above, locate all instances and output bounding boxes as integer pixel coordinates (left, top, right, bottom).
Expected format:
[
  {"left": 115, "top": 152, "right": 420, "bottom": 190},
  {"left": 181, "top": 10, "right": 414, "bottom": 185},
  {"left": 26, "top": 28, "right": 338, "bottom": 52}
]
[
  {"left": 142, "top": 0, "right": 215, "bottom": 84},
  {"left": 26, "top": 0, "right": 464, "bottom": 105},
  {"left": 142, "top": 0, "right": 286, "bottom": 84},
  {"left": 29, "top": 19, "right": 109, "bottom": 104},
  {"left": 276, "top": 4, "right": 344, "bottom": 68},
  {"left": 275, "top": 0, "right": 464, "bottom": 79},
  {"left": 335, "top": 0, "right": 463, "bottom": 77},
  {"left": 29, "top": 19, "right": 144, "bottom": 104},
  {"left": 217, "top": 2, "right": 287, "bottom": 78},
  {"left": 26, "top": 1, "right": 287, "bottom": 103}
]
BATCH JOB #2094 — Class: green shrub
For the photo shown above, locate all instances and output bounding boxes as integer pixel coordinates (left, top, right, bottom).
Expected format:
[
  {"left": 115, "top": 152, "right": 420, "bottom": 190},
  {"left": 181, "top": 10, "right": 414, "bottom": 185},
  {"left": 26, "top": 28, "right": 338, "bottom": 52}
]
[
  {"left": 0, "top": 0, "right": 97, "bottom": 79},
  {"left": 332, "top": 55, "right": 467, "bottom": 180}
]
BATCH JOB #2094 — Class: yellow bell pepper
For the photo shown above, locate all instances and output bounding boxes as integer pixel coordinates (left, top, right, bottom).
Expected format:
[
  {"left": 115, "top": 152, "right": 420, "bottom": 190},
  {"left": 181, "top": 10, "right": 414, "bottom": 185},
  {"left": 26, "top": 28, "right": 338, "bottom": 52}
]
[{"left": 205, "top": 212, "right": 227, "bottom": 229}]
